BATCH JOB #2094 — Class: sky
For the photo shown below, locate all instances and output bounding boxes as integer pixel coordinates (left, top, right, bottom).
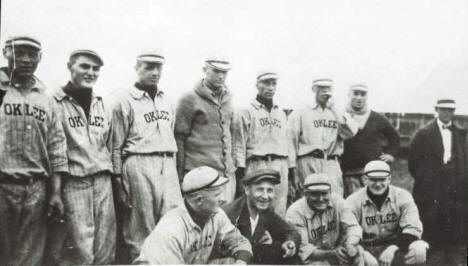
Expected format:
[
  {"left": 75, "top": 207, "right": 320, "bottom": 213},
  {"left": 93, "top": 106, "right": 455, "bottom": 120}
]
[{"left": 1, "top": 0, "right": 468, "bottom": 114}]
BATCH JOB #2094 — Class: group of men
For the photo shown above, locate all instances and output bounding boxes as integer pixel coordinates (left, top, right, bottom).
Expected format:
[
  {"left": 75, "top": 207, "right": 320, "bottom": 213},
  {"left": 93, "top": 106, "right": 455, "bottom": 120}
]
[{"left": 0, "top": 34, "right": 466, "bottom": 266}]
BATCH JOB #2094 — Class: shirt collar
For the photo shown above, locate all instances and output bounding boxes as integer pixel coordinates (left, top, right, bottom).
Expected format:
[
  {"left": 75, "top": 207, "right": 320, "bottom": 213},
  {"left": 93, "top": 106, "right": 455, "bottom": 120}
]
[
  {"left": 130, "top": 84, "right": 164, "bottom": 100},
  {"left": 195, "top": 79, "right": 230, "bottom": 104},
  {"left": 302, "top": 197, "right": 334, "bottom": 219},
  {"left": 53, "top": 82, "right": 102, "bottom": 102},
  {"left": 437, "top": 118, "right": 452, "bottom": 130},
  {"left": 251, "top": 99, "right": 278, "bottom": 110},
  {"left": 363, "top": 186, "right": 393, "bottom": 205},
  {"left": 0, "top": 67, "right": 46, "bottom": 93},
  {"left": 181, "top": 202, "right": 216, "bottom": 232}
]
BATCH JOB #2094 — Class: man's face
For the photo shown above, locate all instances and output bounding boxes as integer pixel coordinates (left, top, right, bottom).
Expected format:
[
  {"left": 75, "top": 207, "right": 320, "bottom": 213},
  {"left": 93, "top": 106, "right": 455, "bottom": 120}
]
[
  {"left": 436, "top": 107, "right": 455, "bottom": 124},
  {"left": 4, "top": 46, "right": 41, "bottom": 78},
  {"left": 366, "top": 175, "right": 391, "bottom": 195},
  {"left": 256, "top": 79, "right": 277, "bottom": 99},
  {"left": 135, "top": 61, "right": 162, "bottom": 87},
  {"left": 305, "top": 190, "right": 331, "bottom": 211},
  {"left": 199, "top": 187, "right": 224, "bottom": 215},
  {"left": 349, "top": 89, "right": 368, "bottom": 110},
  {"left": 204, "top": 66, "right": 228, "bottom": 89},
  {"left": 68, "top": 55, "right": 101, "bottom": 89},
  {"left": 245, "top": 180, "right": 275, "bottom": 212},
  {"left": 314, "top": 86, "right": 332, "bottom": 106}
]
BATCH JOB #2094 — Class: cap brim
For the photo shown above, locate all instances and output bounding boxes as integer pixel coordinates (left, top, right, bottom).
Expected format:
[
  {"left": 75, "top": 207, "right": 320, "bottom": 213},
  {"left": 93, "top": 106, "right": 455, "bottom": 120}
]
[
  {"left": 305, "top": 185, "right": 330, "bottom": 192},
  {"left": 250, "top": 175, "right": 280, "bottom": 185},
  {"left": 209, "top": 175, "right": 229, "bottom": 189},
  {"left": 206, "top": 61, "right": 231, "bottom": 71},
  {"left": 435, "top": 104, "right": 456, "bottom": 109},
  {"left": 366, "top": 171, "right": 390, "bottom": 178}
]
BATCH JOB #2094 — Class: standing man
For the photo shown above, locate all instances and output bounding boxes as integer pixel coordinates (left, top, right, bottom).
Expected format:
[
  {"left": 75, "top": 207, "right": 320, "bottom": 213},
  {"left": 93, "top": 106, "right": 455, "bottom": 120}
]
[
  {"left": 232, "top": 71, "right": 295, "bottom": 215},
  {"left": 408, "top": 98, "right": 467, "bottom": 265},
  {"left": 286, "top": 173, "right": 364, "bottom": 265},
  {"left": 47, "top": 49, "right": 116, "bottom": 265},
  {"left": 290, "top": 79, "right": 358, "bottom": 196},
  {"left": 346, "top": 161, "right": 428, "bottom": 266},
  {"left": 342, "top": 84, "right": 400, "bottom": 197},
  {"left": 0, "top": 36, "right": 68, "bottom": 266},
  {"left": 136, "top": 166, "right": 253, "bottom": 265},
  {"left": 112, "top": 51, "right": 183, "bottom": 260},
  {"left": 222, "top": 169, "right": 300, "bottom": 264},
  {"left": 175, "top": 58, "right": 235, "bottom": 204}
]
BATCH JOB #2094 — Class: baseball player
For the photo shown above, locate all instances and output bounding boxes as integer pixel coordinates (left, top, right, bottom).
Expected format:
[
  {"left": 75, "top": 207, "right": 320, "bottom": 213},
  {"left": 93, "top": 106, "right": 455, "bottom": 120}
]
[
  {"left": 346, "top": 160, "right": 428, "bottom": 266},
  {"left": 289, "top": 79, "right": 358, "bottom": 197},
  {"left": 286, "top": 173, "right": 364, "bottom": 265},
  {"left": 111, "top": 51, "right": 183, "bottom": 260},
  {"left": 232, "top": 71, "right": 295, "bottom": 215},
  {"left": 46, "top": 49, "right": 116, "bottom": 265},
  {"left": 135, "top": 166, "right": 253, "bottom": 265},
  {"left": 175, "top": 57, "right": 236, "bottom": 204},
  {"left": 0, "top": 36, "right": 68, "bottom": 266}
]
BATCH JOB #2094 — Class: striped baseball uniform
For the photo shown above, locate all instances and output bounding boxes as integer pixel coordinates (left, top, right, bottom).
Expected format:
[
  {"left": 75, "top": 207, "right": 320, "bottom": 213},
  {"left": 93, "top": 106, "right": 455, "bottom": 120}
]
[
  {"left": 136, "top": 205, "right": 252, "bottom": 264},
  {"left": 286, "top": 195, "right": 363, "bottom": 265},
  {"left": 346, "top": 186, "right": 425, "bottom": 262},
  {"left": 0, "top": 69, "right": 68, "bottom": 266},
  {"left": 47, "top": 85, "right": 116, "bottom": 265},
  {"left": 289, "top": 104, "right": 358, "bottom": 196},
  {"left": 232, "top": 99, "right": 294, "bottom": 215},
  {"left": 111, "top": 85, "right": 183, "bottom": 260}
]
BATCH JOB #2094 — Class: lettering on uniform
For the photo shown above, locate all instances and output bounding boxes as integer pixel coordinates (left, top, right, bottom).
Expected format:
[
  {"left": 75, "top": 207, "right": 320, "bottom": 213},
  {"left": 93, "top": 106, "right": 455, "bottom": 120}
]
[
  {"left": 365, "top": 212, "right": 398, "bottom": 226},
  {"left": 259, "top": 117, "right": 282, "bottom": 128},
  {"left": 313, "top": 119, "right": 338, "bottom": 129},
  {"left": 67, "top": 115, "right": 105, "bottom": 128},
  {"left": 3, "top": 103, "right": 46, "bottom": 122},
  {"left": 190, "top": 235, "right": 213, "bottom": 253},
  {"left": 310, "top": 220, "right": 336, "bottom": 239},
  {"left": 68, "top": 116, "right": 85, "bottom": 128},
  {"left": 89, "top": 116, "right": 104, "bottom": 128},
  {"left": 143, "top": 110, "right": 170, "bottom": 123}
]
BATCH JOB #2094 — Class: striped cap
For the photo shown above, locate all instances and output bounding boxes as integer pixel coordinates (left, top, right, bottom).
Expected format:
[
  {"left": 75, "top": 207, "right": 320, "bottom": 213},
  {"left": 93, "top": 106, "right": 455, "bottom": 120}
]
[
  {"left": 313, "top": 79, "right": 333, "bottom": 87},
  {"left": 137, "top": 51, "right": 165, "bottom": 64},
  {"left": 182, "top": 166, "right": 229, "bottom": 194},
  {"left": 350, "top": 84, "right": 368, "bottom": 92},
  {"left": 435, "top": 98, "right": 456, "bottom": 109},
  {"left": 70, "top": 49, "right": 104, "bottom": 66},
  {"left": 304, "top": 173, "right": 331, "bottom": 192},
  {"left": 364, "top": 160, "right": 391, "bottom": 177},
  {"left": 5, "top": 36, "right": 41, "bottom": 50},
  {"left": 205, "top": 57, "right": 231, "bottom": 71},
  {"left": 257, "top": 71, "right": 278, "bottom": 82}
]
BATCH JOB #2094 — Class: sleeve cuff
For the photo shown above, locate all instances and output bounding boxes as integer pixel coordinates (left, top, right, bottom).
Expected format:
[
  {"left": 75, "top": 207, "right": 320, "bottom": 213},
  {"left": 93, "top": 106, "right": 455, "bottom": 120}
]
[
  {"left": 234, "top": 250, "right": 253, "bottom": 263},
  {"left": 51, "top": 163, "right": 69, "bottom": 174}
]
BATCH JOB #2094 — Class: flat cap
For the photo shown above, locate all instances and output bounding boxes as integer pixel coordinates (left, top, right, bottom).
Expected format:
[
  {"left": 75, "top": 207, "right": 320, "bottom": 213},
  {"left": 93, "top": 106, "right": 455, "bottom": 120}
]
[
  {"left": 182, "top": 166, "right": 229, "bottom": 194},
  {"left": 304, "top": 173, "right": 331, "bottom": 192},
  {"left": 205, "top": 56, "right": 231, "bottom": 71},
  {"left": 137, "top": 50, "right": 165, "bottom": 64},
  {"left": 257, "top": 71, "right": 278, "bottom": 82},
  {"left": 70, "top": 49, "right": 104, "bottom": 66},
  {"left": 364, "top": 160, "right": 391, "bottom": 177},
  {"left": 435, "top": 98, "right": 456, "bottom": 109},
  {"left": 5, "top": 36, "right": 41, "bottom": 50},
  {"left": 350, "top": 84, "right": 368, "bottom": 92},
  {"left": 243, "top": 169, "right": 280, "bottom": 185}
]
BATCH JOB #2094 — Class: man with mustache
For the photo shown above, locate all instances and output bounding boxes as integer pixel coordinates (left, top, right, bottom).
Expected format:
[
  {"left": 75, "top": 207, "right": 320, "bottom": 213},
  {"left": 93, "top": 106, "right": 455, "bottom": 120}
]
[
  {"left": 175, "top": 57, "right": 236, "bottom": 204},
  {"left": 48, "top": 49, "right": 116, "bottom": 265},
  {"left": 221, "top": 169, "right": 300, "bottom": 264},
  {"left": 286, "top": 173, "right": 364, "bottom": 265},
  {"left": 0, "top": 36, "right": 68, "bottom": 266},
  {"left": 341, "top": 84, "right": 400, "bottom": 197},
  {"left": 232, "top": 71, "right": 295, "bottom": 216},
  {"left": 111, "top": 51, "right": 183, "bottom": 261}
]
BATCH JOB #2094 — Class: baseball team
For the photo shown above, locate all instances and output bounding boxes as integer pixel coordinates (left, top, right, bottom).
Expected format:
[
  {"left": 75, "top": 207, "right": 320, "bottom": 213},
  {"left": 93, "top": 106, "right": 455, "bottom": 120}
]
[{"left": 0, "top": 35, "right": 466, "bottom": 266}]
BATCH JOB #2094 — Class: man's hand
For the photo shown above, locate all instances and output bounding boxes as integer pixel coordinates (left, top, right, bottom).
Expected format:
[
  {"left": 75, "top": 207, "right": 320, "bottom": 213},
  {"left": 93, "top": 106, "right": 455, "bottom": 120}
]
[
  {"left": 379, "top": 245, "right": 398, "bottom": 266},
  {"left": 114, "top": 176, "right": 132, "bottom": 210},
  {"left": 334, "top": 246, "right": 351, "bottom": 264},
  {"left": 379, "top": 153, "right": 395, "bottom": 163},
  {"left": 344, "top": 244, "right": 358, "bottom": 258},
  {"left": 47, "top": 193, "right": 64, "bottom": 223},
  {"left": 258, "top": 230, "right": 273, "bottom": 245},
  {"left": 233, "top": 259, "right": 247, "bottom": 265},
  {"left": 363, "top": 250, "right": 379, "bottom": 266},
  {"left": 281, "top": 240, "right": 296, "bottom": 258},
  {"left": 404, "top": 240, "right": 429, "bottom": 265}
]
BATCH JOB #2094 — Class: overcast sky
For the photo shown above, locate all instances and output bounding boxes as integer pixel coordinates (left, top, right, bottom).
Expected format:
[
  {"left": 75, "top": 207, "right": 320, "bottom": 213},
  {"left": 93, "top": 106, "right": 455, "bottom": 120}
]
[{"left": 2, "top": 0, "right": 467, "bottom": 114}]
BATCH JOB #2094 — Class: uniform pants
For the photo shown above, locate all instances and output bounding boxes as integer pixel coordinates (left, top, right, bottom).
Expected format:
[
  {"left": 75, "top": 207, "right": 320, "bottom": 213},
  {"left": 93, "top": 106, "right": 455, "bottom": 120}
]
[
  {"left": 364, "top": 243, "right": 427, "bottom": 265},
  {"left": 123, "top": 154, "right": 183, "bottom": 260},
  {"left": 297, "top": 156, "right": 344, "bottom": 197},
  {"left": 222, "top": 172, "right": 236, "bottom": 205},
  {"left": 246, "top": 158, "right": 288, "bottom": 216},
  {"left": 343, "top": 167, "right": 365, "bottom": 198},
  {"left": 306, "top": 245, "right": 365, "bottom": 266},
  {"left": 0, "top": 178, "right": 46, "bottom": 266},
  {"left": 47, "top": 172, "right": 116, "bottom": 265}
]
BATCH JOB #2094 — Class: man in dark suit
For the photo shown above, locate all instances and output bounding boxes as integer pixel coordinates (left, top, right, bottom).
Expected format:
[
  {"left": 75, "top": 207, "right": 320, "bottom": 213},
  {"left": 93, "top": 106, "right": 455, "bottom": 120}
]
[
  {"left": 222, "top": 169, "right": 301, "bottom": 264},
  {"left": 408, "top": 98, "right": 467, "bottom": 265}
]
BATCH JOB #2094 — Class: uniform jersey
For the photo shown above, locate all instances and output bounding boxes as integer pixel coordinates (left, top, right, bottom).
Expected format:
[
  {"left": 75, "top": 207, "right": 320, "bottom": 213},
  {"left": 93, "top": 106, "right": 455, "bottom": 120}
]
[
  {"left": 136, "top": 205, "right": 252, "bottom": 264},
  {"left": 0, "top": 69, "right": 68, "bottom": 178},
  {"left": 286, "top": 195, "right": 362, "bottom": 263},
  {"left": 52, "top": 87, "right": 112, "bottom": 177},
  {"left": 111, "top": 86, "right": 177, "bottom": 175},
  {"left": 289, "top": 104, "right": 358, "bottom": 164},
  {"left": 346, "top": 186, "right": 423, "bottom": 247},
  {"left": 232, "top": 99, "right": 295, "bottom": 168}
]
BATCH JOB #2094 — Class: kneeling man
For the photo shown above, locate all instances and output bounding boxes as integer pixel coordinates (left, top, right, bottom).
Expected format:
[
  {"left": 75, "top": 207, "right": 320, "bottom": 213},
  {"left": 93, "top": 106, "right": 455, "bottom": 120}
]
[
  {"left": 135, "top": 166, "right": 252, "bottom": 265},
  {"left": 286, "top": 173, "right": 364, "bottom": 265},
  {"left": 346, "top": 160, "right": 428, "bottom": 266},
  {"left": 222, "top": 169, "right": 300, "bottom": 264}
]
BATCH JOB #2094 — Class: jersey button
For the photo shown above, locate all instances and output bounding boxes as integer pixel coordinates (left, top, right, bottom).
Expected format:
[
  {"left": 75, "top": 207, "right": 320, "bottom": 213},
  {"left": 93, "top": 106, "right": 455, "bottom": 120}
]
[{"left": 26, "top": 125, "right": 32, "bottom": 130}]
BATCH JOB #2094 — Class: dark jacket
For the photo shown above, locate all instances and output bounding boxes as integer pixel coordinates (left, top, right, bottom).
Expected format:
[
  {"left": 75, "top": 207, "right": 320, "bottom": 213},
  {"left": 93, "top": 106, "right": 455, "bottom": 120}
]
[
  {"left": 408, "top": 120, "right": 467, "bottom": 245},
  {"left": 222, "top": 196, "right": 300, "bottom": 264}
]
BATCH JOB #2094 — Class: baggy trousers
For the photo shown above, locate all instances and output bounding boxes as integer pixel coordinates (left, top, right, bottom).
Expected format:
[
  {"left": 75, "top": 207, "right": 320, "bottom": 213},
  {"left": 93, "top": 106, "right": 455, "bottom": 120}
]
[{"left": 297, "top": 156, "right": 344, "bottom": 197}]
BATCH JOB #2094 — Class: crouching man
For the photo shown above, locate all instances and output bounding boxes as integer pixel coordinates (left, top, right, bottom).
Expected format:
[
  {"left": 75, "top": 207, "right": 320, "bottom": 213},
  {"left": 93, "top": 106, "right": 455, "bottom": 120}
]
[
  {"left": 135, "top": 166, "right": 252, "bottom": 265},
  {"left": 222, "top": 169, "right": 301, "bottom": 264},
  {"left": 286, "top": 173, "right": 364, "bottom": 265},
  {"left": 346, "top": 160, "right": 428, "bottom": 266}
]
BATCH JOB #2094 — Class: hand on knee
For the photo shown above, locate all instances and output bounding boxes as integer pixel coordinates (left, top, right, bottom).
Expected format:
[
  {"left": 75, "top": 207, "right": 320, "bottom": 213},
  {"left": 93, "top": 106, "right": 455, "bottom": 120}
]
[{"left": 404, "top": 240, "right": 429, "bottom": 265}]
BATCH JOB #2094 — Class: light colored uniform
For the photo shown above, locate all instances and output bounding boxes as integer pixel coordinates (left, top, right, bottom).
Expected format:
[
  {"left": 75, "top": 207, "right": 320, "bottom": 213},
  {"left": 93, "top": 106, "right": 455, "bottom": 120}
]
[
  {"left": 136, "top": 206, "right": 252, "bottom": 264},
  {"left": 232, "top": 99, "right": 294, "bottom": 215},
  {"left": 286, "top": 195, "right": 363, "bottom": 265},
  {"left": 0, "top": 70, "right": 68, "bottom": 266},
  {"left": 47, "top": 86, "right": 116, "bottom": 265},
  {"left": 289, "top": 104, "right": 358, "bottom": 196},
  {"left": 111, "top": 86, "right": 183, "bottom": 259},
  {"left": 346, "top": 186, "right": 425, "bottom": 262}
]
